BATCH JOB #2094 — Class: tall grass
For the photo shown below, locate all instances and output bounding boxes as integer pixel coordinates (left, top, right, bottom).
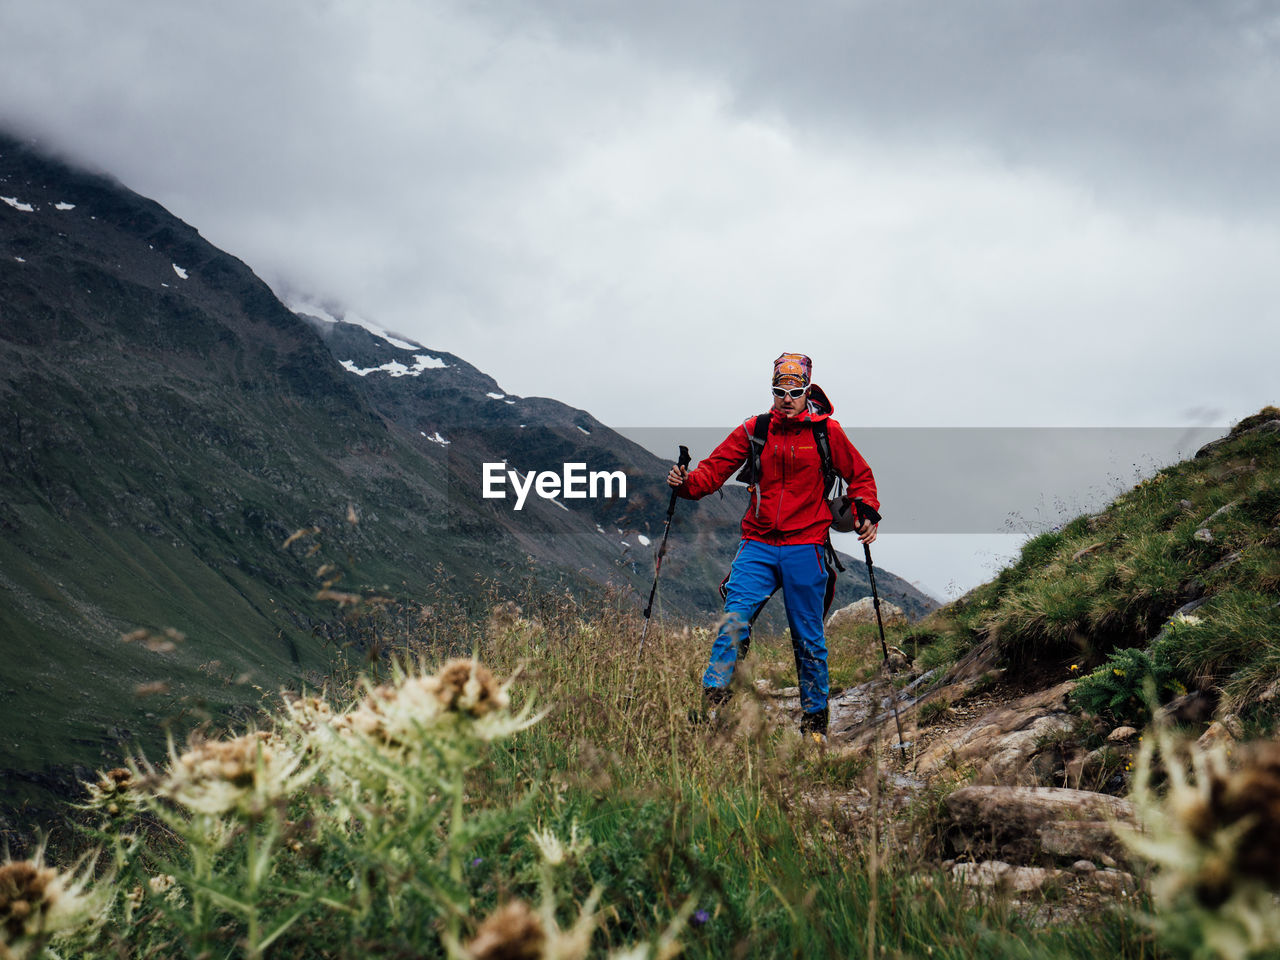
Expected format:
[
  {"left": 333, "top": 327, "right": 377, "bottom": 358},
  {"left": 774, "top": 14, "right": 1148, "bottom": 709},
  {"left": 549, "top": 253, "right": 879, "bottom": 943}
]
[{"left": 3, "top": 585, "right": 1160, "bottom": 959}]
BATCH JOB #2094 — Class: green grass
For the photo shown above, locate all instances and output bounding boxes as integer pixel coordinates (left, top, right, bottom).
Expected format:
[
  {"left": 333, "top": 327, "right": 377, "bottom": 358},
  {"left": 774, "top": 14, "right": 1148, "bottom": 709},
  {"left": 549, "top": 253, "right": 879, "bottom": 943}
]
[{"left": 16, "top": 591, "right": 1164, "bottom": 959}]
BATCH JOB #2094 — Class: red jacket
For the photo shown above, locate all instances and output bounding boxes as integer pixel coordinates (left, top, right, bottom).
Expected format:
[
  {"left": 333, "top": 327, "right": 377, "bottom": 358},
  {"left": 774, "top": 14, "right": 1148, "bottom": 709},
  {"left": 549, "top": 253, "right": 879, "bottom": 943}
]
[{"left": 676, "top": 385, "right": 879, "bottom": 545}]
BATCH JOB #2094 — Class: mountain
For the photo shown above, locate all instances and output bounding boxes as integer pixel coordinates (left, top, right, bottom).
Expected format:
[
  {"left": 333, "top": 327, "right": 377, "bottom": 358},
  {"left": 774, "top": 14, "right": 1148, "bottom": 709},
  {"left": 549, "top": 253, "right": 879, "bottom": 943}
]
[{"left": 0, "top": 132, "right": 933, "bottom": 833}]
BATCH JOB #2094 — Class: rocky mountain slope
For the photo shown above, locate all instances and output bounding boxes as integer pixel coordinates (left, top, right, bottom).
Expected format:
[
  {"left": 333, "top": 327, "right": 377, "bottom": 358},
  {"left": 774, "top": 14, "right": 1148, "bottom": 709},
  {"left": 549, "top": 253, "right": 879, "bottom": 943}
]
[{"left": 0, "top": 132, "right": 932, "bottom": 829}]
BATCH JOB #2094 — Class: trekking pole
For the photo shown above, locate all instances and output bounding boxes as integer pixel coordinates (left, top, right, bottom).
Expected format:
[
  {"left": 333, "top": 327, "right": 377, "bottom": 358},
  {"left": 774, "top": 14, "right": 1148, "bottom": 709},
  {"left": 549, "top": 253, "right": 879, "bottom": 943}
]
[
  {"left": 637, "top": 445, "right": 691, "bottom": 658},
  {"left": 854, "top": 497, "right": 906, "bottom": 751}
]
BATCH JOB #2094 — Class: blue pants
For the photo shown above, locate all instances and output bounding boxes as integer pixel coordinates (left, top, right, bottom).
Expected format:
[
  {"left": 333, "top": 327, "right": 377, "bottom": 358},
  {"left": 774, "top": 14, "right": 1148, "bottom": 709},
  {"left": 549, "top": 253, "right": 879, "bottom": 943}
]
[{"left": 703, "top": 540, "right": 833, "bottom": 714}]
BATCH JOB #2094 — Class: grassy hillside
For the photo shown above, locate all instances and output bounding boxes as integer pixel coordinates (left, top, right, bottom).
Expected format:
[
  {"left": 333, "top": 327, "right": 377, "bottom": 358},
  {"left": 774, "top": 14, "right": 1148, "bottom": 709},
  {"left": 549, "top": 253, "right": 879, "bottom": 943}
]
[{"left": 918, "top": 407, "right": 1280, "bottom": 729}]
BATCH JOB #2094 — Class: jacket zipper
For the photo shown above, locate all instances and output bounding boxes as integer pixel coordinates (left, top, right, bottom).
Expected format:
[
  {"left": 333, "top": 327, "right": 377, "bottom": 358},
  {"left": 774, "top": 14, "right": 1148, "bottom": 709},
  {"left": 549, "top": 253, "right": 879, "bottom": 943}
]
[{"left": 774, "top": 436, "right": 786, "bottom": 533}]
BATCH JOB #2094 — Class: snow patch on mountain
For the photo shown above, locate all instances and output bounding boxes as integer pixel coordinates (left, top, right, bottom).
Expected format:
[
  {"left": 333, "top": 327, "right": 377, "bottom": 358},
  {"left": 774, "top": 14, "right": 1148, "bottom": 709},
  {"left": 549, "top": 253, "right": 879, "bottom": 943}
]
[
  {"left": 577, "top": 426, "right": 590, "bottom": 435},
  {"left": 487, "top": 392, "right": 505, "bottom": 400},
  {"left": 284, "top": 295, "right": 425, "bottom": 352},
  {"left": 54, "top": 202, "right": 75, "bottom": 210},
  {"left": 172, "top": 264, "right": 188, "bottom": 279},
  {"left": 2, "top": 196, "right": 34, "bottom": 212},
  {"left": 425, "top": 432, "right": 450, "bottom": 445},
  {"left": 339, "top": 354, "right": 447, "bottom": 377},
  {"left": 349, "top": 312, "right": 418, "bottom": 350},
  {"left": 637, "top": 534, "right": 651, "bottom": 546}
]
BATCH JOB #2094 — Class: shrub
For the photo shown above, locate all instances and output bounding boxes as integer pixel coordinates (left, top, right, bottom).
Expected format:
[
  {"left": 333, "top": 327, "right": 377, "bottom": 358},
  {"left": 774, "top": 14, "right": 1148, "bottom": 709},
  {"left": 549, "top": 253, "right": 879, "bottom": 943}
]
[{"left": 1071, "top": 646, "right": 1185, "bottom": 725}]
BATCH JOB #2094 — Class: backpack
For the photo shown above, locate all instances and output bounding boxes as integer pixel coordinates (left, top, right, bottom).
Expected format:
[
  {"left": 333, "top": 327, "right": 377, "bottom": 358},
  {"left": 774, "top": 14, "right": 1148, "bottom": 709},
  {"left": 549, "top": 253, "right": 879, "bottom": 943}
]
[{"left": 734, "top": 414, "right": 857, "bottom": 533}]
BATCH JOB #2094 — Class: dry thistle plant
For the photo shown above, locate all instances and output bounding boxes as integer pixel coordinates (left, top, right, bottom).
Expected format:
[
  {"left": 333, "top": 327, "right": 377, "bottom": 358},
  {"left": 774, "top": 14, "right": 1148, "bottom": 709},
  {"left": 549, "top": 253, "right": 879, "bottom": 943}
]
[
  {"left": 62, "top": 655, "right": 687, "bottom": 958},
  {"left": 152, "top": 729, "right": 311, "bottom": 818},
  {"left": 0, "top": 854, "right": 108, "bottom": 960},
  {"left": 1121, "top": 730, "right": 1280, "bottom": 960}
]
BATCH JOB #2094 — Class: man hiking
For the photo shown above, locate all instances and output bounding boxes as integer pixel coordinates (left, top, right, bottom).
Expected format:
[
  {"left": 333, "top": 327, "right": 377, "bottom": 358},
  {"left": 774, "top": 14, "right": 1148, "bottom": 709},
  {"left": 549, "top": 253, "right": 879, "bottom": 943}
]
[{"left": 666, "top": 352, "right": 879, "bottom": 740}]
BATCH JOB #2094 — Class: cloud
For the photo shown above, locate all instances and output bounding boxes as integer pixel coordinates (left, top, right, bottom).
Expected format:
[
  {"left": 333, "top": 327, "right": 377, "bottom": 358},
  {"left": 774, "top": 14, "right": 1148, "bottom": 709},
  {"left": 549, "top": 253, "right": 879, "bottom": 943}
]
[
  {"left": 477, "top": 1, "right": 1280, "bottom": 217},
  {"left": 1, "top": 0, "right": 1277, "bottom": 435}
]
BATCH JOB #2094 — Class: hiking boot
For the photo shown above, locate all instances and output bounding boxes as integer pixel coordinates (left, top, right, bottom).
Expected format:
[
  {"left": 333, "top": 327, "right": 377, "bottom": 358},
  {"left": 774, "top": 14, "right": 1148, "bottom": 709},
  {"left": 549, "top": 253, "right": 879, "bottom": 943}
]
[
  {"left": 799, "top": 707, "right": 829, "bottom": 739},
  {"left": 689, "top": 687, "right": 732, "bottom": 726}
]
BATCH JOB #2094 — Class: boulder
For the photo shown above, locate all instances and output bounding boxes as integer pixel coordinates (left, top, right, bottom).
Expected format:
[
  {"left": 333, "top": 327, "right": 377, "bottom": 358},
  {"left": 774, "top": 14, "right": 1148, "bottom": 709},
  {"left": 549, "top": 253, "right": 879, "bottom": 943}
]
[
  {"left": 1197, "top": 720, "right": 1237, "bottom": 749},
  {"left": 1156, "top": 690, "right": 1218, "bottom": 726},
  {"left": 827, "top": 597, "right": 906, "bottom": 629},
  {"left": 1039, "top": 820, "right": 1131, "bottom": 866},
  {"left": 915, "top": 681, "right": 1076, "bottom": 781},
  {"left": 1107, "top": 726, "right": 1138, "bottom": 743},
  {"left": 943, "top": 785, "right": 1135, "bottom": 864},
  {"left": 1085, "top": 869, "right": 1141, "bottom": 896},
  {"left": 950, "top": 860, "right": 1064, "bottom": 893}
]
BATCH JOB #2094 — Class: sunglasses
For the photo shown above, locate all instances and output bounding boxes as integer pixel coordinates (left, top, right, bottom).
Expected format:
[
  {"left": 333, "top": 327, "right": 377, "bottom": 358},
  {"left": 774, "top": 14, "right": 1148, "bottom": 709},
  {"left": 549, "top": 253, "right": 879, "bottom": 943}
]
[{"left": 772, "top": 386, "right": 808, "bottom": 400}]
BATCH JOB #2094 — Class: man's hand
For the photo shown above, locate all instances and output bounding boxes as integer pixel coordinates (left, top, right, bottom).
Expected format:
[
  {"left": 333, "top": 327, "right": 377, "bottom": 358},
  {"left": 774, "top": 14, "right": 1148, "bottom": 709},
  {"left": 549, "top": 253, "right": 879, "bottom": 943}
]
[
  {"left": 667, "top": 464, "right": 689, "bottom": 488},
  {"left": 855, "top": 519, "right": 878, "bottom": 544}
]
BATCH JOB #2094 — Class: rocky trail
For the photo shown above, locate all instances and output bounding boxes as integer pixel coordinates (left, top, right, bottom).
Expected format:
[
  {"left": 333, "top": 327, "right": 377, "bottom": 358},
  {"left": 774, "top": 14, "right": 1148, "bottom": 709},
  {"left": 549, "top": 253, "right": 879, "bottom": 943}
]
[{"left": 753, "top": 607, "right": 1216, "bottom": 912}]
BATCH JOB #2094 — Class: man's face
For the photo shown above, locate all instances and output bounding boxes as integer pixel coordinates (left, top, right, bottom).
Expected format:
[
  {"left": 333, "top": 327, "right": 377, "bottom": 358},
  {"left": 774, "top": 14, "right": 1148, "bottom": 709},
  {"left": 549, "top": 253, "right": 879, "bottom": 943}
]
[{"left": 772, "top": 384, "right": 809, "bottom": 418}]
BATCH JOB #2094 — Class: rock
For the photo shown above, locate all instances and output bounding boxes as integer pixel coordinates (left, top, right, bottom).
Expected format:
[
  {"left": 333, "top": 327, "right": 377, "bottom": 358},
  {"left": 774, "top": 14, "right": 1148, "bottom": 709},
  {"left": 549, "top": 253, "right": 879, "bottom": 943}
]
[
  {"left": 1178, "top": 499, "right": 1195, "bottom": 513},
  {"left": 1202, "top": 501, "right": 1239, "bottom": 525},
  {"left": 1071, "top": 541, "right": 1108, "bottom": 562},
  {"left": 1198, "top": 720, "right": 1236, "bottom": 749},
  {"left": 1088, "top": 869, "right": 1141, "bottom": 896},
  {"left": 950, "top": 860, "right": 1064, "bottom": 893},
  {"left": 1206, "top": 551, "right": 1243, "bottom": 575},
  {"left": 1194, "top": 528, "right": 1214, "bottom": 543},
  {"left": 1195, "top": 418, "right": 1280, "bottom": 458},
  {"left": 1039, "top": 820, "right": 1130, "bottom": 866},
  {"left": 1107, "top": 726, "right": 1138, "bottom": 743},
  {"left": 983, "top": 714, "right": 1077, "bottom": 783},
  {"left": 943, "top": 785, "right": 1136, "bottom": 864},
  {"left": 1174, "top": 597, "right": 1210, "bottom": 617},
  {"left": 1259, "top": 680, "right": 1280, "bottom": 703},
  {"left": 1071, "top": 745, "right": 1132, "bottom": 791},
  {"left": 1221, "top": 713, "right": 1245, "bottom": 739},
  {"left": 1072, "top": 860, "right": 1097, "bottom": 874},
  {"left": 1180, "top": 577, "right": 1207, "bottom": 601},
  {"left": 915, "top": 681, "right": 1077, "bottom": 780},
  {"left": 827, "top": 597, "right": 907, "bottom": 629},
  {"left": 754, "top": 679, "right": 802, "bottom": 698},
  {"left": 1156, "top": 690, "right": 1218, "bottom": 726}
]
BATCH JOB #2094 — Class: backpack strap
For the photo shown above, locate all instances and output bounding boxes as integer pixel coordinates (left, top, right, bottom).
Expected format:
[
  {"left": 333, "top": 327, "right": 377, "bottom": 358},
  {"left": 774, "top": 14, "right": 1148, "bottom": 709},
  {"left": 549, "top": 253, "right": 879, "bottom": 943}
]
[
  {"left": 734, "top": 413, "right": 771, "bottom": 517},
  {"left": 811, "top": 419, "right": 843, "bottom": 500}
]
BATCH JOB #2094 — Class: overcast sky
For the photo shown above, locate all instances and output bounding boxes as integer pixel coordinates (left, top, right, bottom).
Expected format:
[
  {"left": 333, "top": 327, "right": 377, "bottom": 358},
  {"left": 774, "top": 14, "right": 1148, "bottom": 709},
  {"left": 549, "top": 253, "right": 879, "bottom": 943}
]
[{"left": 2, "top": 0, "right": 1277, "bottom": 597}]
